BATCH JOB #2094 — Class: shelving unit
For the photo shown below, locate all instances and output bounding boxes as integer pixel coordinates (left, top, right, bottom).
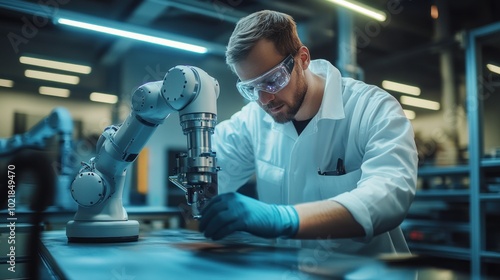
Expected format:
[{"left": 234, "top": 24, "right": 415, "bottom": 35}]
[
  {"left": 404, "top": 165, "right": 471, "bottom": 259},
  {"left": 403, "top": 21, "right": 500, "bottom": 277},
  {"left": 466, "top": 21, "right": 500, "bottom": 277}
]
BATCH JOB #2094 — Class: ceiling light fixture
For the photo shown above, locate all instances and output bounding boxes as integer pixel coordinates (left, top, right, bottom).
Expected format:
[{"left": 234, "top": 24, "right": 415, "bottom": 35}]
[
  {"left": 0, "top": 78, "right": 14, "bottom": 88},
  {"left": 25, "top": 69, "right": 80, "bottom": 85},
  {"left": 326, "top": 0, "right": 386, "bottom": 21},
  {"left": 402, "top": 109, "right": 416, "bottom": 120},
  {"left": 90, "top": 92, "right": 118, "bottom": 104},
  {"left": 486, "top": 63, "right": 500, "bottom": 75},
  {"left": 20, "top": 56, "right": 91, "bottom": 74},
  {"left": 39, "top": 86, "right": 70, "bottom": 98},
  {"left": 382, "top": 80, "right": 421, "bottom": 96},
  {"left": 400, "top": 96, "right": 440, "bottom": 111},
  {"left": 57, "top": 18, "right": 208, "bottom": 54}
]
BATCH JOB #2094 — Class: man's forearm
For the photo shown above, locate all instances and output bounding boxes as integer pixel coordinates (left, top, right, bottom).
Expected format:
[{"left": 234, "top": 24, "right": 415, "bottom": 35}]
[{"left": 293, "top": 200, "right": 365, "bottom": 239}]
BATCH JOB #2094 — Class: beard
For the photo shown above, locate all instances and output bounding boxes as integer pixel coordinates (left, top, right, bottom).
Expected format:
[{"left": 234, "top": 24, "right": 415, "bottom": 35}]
[{"left": 263, "top": 70, "right": 308, "bottom": 124}]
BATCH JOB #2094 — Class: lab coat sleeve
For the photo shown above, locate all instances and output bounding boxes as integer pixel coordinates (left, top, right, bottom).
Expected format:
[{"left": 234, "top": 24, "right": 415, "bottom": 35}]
[
  {"left": 213, "top": 104, "right": 256, "bottom": 194},
  {"left": 332, "top": 92, "right": 418, "bottom": 242}
]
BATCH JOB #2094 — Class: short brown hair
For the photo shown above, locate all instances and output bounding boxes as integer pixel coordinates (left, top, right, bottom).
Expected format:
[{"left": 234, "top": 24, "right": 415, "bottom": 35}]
[{"left": 225, "top": 10, "right": 303, "bottom": 73}]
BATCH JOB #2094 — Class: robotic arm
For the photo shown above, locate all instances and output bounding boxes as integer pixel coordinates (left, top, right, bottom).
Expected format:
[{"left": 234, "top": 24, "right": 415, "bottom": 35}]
[
  {"left": 0, "top": 107, "right": 73, "bottom": 158},
  {"left": 0, "top": 107, "right": 75, "bottom": 209},
  {"left": 66, "top": 65, "right": 220, "bottom": 242}
]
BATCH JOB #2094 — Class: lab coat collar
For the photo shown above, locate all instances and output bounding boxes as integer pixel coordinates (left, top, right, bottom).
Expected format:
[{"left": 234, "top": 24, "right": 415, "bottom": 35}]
[{"left": 310, "top": 59, "right": 345, "bottom": 120}]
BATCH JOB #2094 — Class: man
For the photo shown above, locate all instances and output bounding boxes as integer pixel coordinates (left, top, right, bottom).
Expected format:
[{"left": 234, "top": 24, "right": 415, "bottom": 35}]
[{"left": 199, "top": 10, "right": 418, "bottom": 256}]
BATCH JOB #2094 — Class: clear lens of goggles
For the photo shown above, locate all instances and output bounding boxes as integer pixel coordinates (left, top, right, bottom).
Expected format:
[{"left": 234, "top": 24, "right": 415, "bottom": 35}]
[{"left": 236, "top": 54, "right": 294, "bottom": 101}]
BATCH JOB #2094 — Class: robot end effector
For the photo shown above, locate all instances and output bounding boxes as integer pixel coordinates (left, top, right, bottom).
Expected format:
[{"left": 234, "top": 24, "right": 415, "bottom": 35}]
[
  {"left": 66, "top": 65, "right": 220, "bottom": 242},
  {"left": 164, "top": 66, "right": 221, "bottom": 219}
]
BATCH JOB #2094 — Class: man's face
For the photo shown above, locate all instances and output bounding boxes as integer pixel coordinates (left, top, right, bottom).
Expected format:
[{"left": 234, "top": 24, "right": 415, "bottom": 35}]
[{"left": 234, "top": 40, "right": 307, "bottom": 124}]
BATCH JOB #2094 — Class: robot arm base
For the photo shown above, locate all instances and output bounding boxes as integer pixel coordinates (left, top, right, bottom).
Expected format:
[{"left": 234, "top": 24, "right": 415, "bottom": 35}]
[{"left": 66, "top": 220, "right": 139, "bottom": 243}]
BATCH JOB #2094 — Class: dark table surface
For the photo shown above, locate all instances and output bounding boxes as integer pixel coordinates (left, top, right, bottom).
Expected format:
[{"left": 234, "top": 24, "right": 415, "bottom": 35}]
[{"left": 39, "top": 229, "right": 474, "bottom": 280}]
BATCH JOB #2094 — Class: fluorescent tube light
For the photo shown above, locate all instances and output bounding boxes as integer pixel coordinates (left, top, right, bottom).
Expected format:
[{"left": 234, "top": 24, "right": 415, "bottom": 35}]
[
  {"left": 326, "top": 0, "right": 386, "bottom": 21},
  {"left": 25, "top": 69, "right": 80, "bottom": 85},
  {"left": 400, "top": 96, "right": 440, "bottom": 111},
  {"left": 20, "top": 56, "right": 91, "bottom": 74},
  {"left": 0, "top": 79, "right": 14, "bottom": 88},
  {"left": 486, "top": 63, "right": 500, "bottom": 75},
  {"left": 382, "top": 80, "right": 421, "bottom": 96},
  {"left": 403, "top": 109, "right": 415, "bottom": 120},
  {"left": 57, "top": 18, "right": 207, "bottom": 54},
  {"left": 39, "top": 86, "right": 70, "bottom": 98},
  {"left": 90, "top": 92, "right": 118, "bottom": 104}
]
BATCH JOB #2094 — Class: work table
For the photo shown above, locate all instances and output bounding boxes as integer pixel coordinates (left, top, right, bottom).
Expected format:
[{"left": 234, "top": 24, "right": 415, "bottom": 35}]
[{"left": 38, "top": 229, "right": 474, "bottom": 279}]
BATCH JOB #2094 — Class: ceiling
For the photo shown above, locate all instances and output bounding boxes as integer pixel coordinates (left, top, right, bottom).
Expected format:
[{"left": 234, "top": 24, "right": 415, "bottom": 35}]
[{"left": 1, "top": 0, "right": 500, "bottom": 114}]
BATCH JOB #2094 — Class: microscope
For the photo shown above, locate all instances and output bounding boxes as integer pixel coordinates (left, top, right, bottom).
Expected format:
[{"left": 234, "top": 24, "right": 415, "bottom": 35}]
[{"left": 66, "top": 65, "right": 220, "bottom": 242}]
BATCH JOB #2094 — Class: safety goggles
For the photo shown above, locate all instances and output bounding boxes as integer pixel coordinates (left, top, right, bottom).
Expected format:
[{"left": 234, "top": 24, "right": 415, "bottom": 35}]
[{"left": 236, "top": 54, "right": 295, "bottom": 101}]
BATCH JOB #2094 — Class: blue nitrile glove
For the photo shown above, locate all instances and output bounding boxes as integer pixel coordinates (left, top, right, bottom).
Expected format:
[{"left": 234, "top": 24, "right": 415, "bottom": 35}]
[{"left": 199, "top": 192, "right": 299, "bottom": 240}]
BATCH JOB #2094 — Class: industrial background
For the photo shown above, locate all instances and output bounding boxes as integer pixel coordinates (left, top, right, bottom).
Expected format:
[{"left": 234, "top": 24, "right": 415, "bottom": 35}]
[{"left": 0, "top": 0, "right": 499, "bottom": 279}]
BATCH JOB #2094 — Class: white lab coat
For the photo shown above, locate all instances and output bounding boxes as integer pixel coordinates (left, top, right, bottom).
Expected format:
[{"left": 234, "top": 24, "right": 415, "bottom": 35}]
[{"left": 213, "top": 59, "right": 418, "bottom": 256}]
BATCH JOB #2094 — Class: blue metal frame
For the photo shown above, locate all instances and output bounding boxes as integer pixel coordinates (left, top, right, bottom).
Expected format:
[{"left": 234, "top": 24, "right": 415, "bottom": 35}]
[{"left": 465, "top": 21, "right": 500, "bottom": 278}]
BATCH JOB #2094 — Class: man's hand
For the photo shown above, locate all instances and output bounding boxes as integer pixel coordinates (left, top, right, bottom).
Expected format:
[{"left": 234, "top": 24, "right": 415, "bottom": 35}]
[{"left": 199, "top": 192, "right": 299, "bottom": 240}]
